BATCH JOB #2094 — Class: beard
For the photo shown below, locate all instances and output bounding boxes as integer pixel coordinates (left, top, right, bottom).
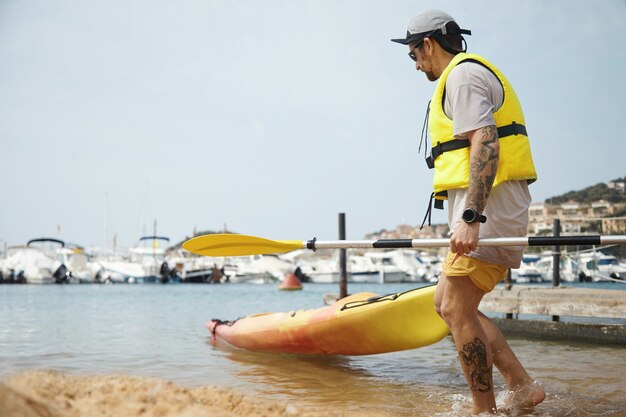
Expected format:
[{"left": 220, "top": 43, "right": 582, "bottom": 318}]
[{"left": 425, "top": 70, "right": 439, "bottom": 81}]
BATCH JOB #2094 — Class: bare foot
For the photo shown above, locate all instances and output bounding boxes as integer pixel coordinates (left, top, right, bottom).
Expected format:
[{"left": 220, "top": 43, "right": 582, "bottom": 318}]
[{"left": 503, "top": 379, "right": 546, "bottom": 410}]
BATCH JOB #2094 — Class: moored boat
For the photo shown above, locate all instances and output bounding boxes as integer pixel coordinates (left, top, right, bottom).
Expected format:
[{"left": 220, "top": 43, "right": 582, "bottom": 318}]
[
  {"left": 56, "top": 244, "right": 101, "bottom": 283},
  {"left": 223, "top": 254, "right": 294, "bottom": 284},
  {"left": 1, "top": 239, "right": 72, "bottom": 284},
  {"left": 1, "top": 246, "right": 56, "bottom": 284},
  {"left": 578, "top": 253, "right": 626, "bottom": 282},
  {"left": 511, "top": 254, "right": 543, "bottom": 283},
  {"left": 96, "top": 236, "right": 177, "bottom": 284}
]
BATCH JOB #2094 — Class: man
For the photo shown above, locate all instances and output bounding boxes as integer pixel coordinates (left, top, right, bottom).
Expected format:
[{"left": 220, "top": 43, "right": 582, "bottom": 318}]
[{"left": 392, "top": 10, "right": 546, "bottom": 415}]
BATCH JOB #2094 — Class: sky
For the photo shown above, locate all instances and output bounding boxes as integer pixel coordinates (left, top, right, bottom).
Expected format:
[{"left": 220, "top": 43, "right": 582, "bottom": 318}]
[{"left": 1, "top": 0, "right": 625, "bottom": 250}]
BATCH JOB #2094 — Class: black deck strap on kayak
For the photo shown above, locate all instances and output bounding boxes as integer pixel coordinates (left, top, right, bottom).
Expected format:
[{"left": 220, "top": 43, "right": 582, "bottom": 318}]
[
  {"left": 340, "top": 293, "right": 398, "bottom": 311},
  {"left": 528, "top": 235, "right": 602, "bottom": 247},
  {"left": 306, "top": 237, "right": 317, "bottom": 252},
  {"left": 339, "top": 284, "right": 437, "bottom": 311},
  {"left": 426, "top": 123, "right": 527, "bottom": 169}
]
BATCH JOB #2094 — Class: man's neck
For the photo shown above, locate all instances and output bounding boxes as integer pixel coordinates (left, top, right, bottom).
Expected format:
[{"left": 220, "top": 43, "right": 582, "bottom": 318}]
[{"left": 433, "top": 51, "right": 456, "bottom": 79}]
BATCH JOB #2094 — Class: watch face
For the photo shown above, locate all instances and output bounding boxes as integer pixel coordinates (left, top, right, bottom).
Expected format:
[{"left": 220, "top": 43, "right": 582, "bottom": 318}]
[{"left": 463, "top": 209, "right": 476, "bottom": 223}]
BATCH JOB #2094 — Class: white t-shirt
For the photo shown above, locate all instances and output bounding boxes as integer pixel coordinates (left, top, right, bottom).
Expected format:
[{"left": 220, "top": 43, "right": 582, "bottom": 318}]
[
  {"left": 443, "top": 61, "right": 531, "bottom": 269},
  {"left": 444, "top": 61, "right": 504, "bottom": 134}
]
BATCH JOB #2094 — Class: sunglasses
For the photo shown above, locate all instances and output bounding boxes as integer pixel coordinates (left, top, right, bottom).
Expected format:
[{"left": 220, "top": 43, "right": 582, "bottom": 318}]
[{"left": 408, "top": 40, "right": 425, "bottom": 62}]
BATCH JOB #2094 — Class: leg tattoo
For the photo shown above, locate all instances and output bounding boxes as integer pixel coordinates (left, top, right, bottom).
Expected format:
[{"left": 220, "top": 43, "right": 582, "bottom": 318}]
[{"left": 459, "top": 337, "right": 493, "bottom": 393}]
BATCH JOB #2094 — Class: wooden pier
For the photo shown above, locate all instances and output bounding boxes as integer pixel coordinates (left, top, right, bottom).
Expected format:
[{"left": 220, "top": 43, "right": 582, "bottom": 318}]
[
  {"left": 323, "top": 285, "right": 626, "bottom": 345},
  {"left": 481, "top": 286, "right": 626, "bottom": 319},
  {"left": 481, "top": 285, "right": 626, "bottom": 345}
]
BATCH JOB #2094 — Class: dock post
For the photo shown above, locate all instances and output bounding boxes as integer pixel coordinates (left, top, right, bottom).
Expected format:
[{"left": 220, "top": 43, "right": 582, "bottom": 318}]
[
  {"left": 505, "top": 268, "right": 512, "bottom": 290},
  {"left": 339, "top": 213, "right": 348, "bottom": 299},
  {"left": 552, "top": 217, "right": 561, "bottom": 322},
  {"left": 505, "top": 269, "right": 513, "bottom": 319}
]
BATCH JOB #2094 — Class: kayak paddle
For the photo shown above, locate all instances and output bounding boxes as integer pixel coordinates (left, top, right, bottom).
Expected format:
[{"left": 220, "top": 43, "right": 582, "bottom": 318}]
[{"left": 182, "top": 234, "right": 626, "bottom": 257}]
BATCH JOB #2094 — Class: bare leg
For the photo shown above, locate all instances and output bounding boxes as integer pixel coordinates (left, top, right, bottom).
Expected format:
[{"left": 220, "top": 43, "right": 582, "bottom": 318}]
[
  {"left": 477, "top": 311, "right": 530, "bottom": 387},
  {"left": 435, "top": 274, "right": 497, "bottom": 414},
  {"left": 434, "top": 275, "right": 545, "bottom": 414},
  {"left": 478, "top": 312, "right": 546, "bottom": 408}
]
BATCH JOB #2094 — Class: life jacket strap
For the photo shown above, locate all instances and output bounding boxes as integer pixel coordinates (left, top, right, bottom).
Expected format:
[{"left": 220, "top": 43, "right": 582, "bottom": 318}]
[
  {"left": 426, "top": 139, "right": 469, "bottom": 168},
  {"left": 497, "top": 121, "right": 527, "bottom": 139},
  {"left": 419, "top": 193, "right": 435, "bottom": 230},
  {"left": 425, "top": 122, "right": 527, "bottom": 169},
  {"left": 419, "top": 192, "right": 446, "bottom": 230}
]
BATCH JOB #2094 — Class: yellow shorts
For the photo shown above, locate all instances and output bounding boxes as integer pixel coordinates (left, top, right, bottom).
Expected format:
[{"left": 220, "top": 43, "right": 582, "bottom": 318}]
[{"left": 442, "top": 251, "right": 508, "bottom": 293}]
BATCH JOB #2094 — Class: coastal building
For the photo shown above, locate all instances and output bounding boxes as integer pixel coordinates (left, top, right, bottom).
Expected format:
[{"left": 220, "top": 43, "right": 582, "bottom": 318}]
[
  {"left": 364, "top": 223, "right": 451, "bottom": 257},
  {"left": 602, "top": 217, "right": 626, "bottom": 234},
  {"left": 607, "top": 180, "right": 625, "bottom": 192},
  {"left": 528, "top": 199, "right": 626, "bottom": 235},
  {"left": 364, "top": 223, "right": 450, "bottom": 241}
]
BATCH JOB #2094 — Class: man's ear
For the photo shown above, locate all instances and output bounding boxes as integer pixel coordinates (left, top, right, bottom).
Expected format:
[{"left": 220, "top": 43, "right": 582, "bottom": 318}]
[{"left": 423, "top": 38, "right": 435, "bottom": 55}]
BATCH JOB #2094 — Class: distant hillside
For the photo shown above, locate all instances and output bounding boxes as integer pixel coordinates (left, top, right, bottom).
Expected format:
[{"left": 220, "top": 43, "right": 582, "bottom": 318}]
[{"left": 546, "top": 177, "right": 626, "bottom": 205}]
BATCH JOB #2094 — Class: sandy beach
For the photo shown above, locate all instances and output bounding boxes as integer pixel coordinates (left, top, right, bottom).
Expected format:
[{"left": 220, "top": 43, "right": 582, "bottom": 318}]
[{"left": 1, "top": 370, "right": 377, "bottom": 417}]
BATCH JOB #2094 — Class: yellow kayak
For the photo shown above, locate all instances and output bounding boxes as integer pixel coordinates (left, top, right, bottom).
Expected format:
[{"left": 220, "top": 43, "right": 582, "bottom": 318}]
[{"left": 207, "top": 285, "right": 448, "bottom": 355}]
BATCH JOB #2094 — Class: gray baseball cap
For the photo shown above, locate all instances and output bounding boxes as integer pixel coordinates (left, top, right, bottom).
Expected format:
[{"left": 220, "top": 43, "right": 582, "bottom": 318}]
[{"left": 391, "top": 10, "right": 471, "bottom": 45}]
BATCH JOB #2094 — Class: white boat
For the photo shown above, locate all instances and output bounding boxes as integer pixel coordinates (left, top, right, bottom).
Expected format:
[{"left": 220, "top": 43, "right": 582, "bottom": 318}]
[
  {"left": 0, "top": 239, "right": 70, "bottom": 284},
  {"left": 511, "top": 254, "right": 544, "bottom": 283},
  {"left": 128, "top": 236, "right": 177, "bottom": 282},
  {"left": 346, "top": 255, "right": 381, "bottom": 283},
  {"left": 1, "top": 246, "right": 55, "bottom": 284},
  {"left": 223, "top": 254, "right": 294, "bottom": 284},
  {"left": 416, "top": 252, "right": 444, "bottom": 282},
  {"left": 535, "top": 255, "right": 582, "bottom": 283},
  {"left": 290, "top": 254, "right": 339, "bottom": 283},
  {"left": 276, "top": 250, "right": 326, "bottom": 283},
  {"left": 368, "top": 249, "right": 430, "bottom": 282},
  {"left": 290, "top": 254, "right": 377, "bottom": 284},
  {"left": 594, "top": 255, "right": 626, "bottom": 280},
  {"left": 577, "top": 253, "right": 626, "bottom": 282},
  {"left": 285, "top": 249, "right": 430, "bottom": 284},
  {"left": 363, "top": 252, "right": 410, "bottom": 283},
  {"left": 299, "top": 263, "right": 338, "bottom": 283},
  {"left": 292, "top": 252, "right": 409, "bottom": 284},
  {"left": 96, "top": 236, "right": 175, "bottom": 284},
  {"left": 165, "top": 249, "right": 219, "bottom": 283},
  {"left": 395, "top": 250, "right": 430, "bottom": 282},
  {"left": 55, "top": 244, "right": 101, "bottom": 283}
]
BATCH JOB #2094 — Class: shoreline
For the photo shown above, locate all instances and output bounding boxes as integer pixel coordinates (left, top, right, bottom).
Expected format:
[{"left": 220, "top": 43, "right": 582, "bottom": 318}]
[{"left": 1, "top": 370, "right": 377, "bottom": 417}]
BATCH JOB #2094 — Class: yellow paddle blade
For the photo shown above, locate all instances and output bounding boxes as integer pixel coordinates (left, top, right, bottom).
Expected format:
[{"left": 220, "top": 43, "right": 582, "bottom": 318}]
[{"left": 182, "top": 234, "right": 303, "bottom": 257}]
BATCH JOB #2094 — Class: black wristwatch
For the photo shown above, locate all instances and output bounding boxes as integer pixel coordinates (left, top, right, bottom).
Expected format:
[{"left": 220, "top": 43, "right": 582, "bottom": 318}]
[{"left": 462, "top": 208, "right": 487, "bottom": 224}]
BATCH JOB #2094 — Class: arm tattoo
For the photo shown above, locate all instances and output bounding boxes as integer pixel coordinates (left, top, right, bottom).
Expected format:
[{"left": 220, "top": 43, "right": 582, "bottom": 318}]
[
  {"left": 459, "top": 337, "right": 493, "bottom": 393},
  {"left": 467, "top": 126, "right": 499, "bottom": 213}
]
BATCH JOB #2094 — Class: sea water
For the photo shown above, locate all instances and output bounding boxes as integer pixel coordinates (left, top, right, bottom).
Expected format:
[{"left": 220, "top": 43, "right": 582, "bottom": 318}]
[{"left": 1, "top": 282, "right": 625, "bottom": 417}]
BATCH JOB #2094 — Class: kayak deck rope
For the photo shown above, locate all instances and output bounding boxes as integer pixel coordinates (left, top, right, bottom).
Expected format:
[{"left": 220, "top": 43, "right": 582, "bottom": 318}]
[
  {"left": 340, "top": 284, "right": 437, "bottom": 311},
  {"left": 211, "top": 318, "right": 238, "bottom": 337}
]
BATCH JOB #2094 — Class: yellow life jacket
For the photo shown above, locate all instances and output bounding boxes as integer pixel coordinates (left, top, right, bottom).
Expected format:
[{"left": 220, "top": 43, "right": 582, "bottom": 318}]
[{"left": 427, "top": 53, "right": 537, "bottom": 202}]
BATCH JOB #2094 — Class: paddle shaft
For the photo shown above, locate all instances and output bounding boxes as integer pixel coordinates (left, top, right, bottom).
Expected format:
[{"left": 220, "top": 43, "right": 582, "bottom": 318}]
[
  {"left": 305, "top": 235, "right": 626, "bottom": 251},
  {"left": 182, "top": 233, "right": 626, "bottom": 257}
]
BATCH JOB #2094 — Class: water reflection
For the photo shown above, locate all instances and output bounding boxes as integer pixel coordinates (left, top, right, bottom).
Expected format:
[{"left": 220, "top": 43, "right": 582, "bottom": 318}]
[
  {"left": 211, "top": 339, "right": 469, "bottom": 416},
  {"left": 212, "top": 336, "right": 626, "bottom": 417}
]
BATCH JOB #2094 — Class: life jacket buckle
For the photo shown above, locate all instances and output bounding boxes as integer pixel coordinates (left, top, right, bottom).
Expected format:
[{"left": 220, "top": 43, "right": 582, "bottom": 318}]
[{"left": 426, "top": 155, "right": 434, "bottom": 169}]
